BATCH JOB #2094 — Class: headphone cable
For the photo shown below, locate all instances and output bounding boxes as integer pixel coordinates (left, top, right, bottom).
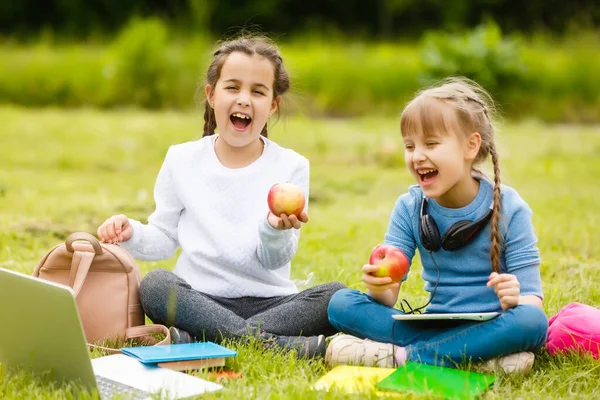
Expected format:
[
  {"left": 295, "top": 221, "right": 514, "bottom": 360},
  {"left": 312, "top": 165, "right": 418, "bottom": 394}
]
[
  {"left": 399, "top": 251, "right": 440, "bottom": 314},
  {"left": 390, "top": 251, "right": 440, "bottom": 368},
  {"left": 391, "top": 251, "right": 441, "bottom": 367}
]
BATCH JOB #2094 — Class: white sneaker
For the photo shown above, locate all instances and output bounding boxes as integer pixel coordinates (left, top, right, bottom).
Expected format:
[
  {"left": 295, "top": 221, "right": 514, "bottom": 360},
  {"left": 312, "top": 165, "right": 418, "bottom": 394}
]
[
  {"left": 480, "top": 352, "right": 535, "bottom": 375},
  {"left": 325, "top": 334, "right": 397, "bottom": 368}
]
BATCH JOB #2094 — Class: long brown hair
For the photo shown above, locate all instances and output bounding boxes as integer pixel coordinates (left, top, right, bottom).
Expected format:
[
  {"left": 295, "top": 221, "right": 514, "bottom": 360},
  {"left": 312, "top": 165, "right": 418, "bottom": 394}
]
[
  {"left": 400, "top": 77, "right": 503, "bottom": 273},
  {"left": 201, "top": 35, "right": 290, "bottom": 138}
]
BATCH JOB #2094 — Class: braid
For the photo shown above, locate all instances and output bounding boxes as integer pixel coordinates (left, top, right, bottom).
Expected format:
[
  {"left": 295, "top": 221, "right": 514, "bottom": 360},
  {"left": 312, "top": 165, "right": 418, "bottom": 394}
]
[
  {"left": 465, "top": 95, "right": 489, "bottom": 118},
  {"left": 203, "top": 101, "right": 217, "bottom": 137},
  {"left": 490, "top": 146, "right": 503, "bottom": 273}
]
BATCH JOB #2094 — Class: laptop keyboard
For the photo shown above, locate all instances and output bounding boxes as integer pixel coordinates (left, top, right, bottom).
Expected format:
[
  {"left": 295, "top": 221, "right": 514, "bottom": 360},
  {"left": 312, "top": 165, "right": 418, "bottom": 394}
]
[{"left": 96, "top": 375, "right": 149, "bottom": 400}]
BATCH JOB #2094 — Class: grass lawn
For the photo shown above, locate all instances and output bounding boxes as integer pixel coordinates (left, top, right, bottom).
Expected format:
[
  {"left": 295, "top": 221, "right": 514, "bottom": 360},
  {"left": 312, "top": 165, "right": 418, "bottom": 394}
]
[{"left": 0, "top": 105, "right": 599, "bottom": 399}]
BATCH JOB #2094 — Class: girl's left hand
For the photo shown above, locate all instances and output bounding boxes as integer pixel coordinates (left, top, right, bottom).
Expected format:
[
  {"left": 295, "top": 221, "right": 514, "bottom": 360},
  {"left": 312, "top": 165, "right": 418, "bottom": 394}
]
[
  {"left": 267, "top": 211, "right": 308, "bottom": 230},
  {"left": 487, "top": 272, "right": 520, "bottom": 311}
]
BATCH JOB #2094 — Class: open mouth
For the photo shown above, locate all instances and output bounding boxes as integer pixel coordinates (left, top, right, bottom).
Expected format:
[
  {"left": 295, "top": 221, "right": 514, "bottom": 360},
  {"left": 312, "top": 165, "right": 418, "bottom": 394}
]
[
  {"left": 230, "top": 112, "right": 252, "bottom": 131},
  {"left": 417, "top": 168, "right": 438, "bottom": 184}
]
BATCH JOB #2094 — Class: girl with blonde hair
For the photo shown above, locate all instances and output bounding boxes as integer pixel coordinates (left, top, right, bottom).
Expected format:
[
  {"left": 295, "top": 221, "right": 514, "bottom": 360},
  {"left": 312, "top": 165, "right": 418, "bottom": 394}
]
[{"left": 326, "top": 77, "right": 547, "bottom": 373}]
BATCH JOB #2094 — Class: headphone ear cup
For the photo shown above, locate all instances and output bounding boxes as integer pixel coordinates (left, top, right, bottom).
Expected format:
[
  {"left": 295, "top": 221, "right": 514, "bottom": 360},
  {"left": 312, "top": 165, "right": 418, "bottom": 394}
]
[
  {"left": 441, "top": 220, "right": 472, "bottom": 251},
  {"left": 441, "top": 209, "right": 493, "bottom": 251},
  {"left": 421, "top": 215, "right": 441, "bottom": 252}
]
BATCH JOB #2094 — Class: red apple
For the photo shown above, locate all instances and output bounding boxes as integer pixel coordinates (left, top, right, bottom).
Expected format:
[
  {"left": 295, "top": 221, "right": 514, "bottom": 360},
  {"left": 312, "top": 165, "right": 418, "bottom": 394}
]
[
  {"left": 267, "top": 183, "right": 306, "bottom": 217},
  {"left": 369, "top": 244, "right": 409, "bottom": 282}
]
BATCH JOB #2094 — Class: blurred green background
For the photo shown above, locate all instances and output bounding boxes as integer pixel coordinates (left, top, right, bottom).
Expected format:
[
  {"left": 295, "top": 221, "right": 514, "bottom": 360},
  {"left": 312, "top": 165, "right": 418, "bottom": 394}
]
[{"left": 1, "top": 0, "right": 599, "bottom": 121}]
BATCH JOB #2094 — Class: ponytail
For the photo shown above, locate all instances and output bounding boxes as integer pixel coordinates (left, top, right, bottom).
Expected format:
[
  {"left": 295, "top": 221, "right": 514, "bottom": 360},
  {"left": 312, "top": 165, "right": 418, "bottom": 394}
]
[{"left": 203, "top": 102, "right": 217, "bottom": 137}]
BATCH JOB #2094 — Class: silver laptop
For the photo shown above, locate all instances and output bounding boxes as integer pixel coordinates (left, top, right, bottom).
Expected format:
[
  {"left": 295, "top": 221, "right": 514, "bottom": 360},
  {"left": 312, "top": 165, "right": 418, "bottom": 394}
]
[
  {"left": 0, "top": 267, "right": 223, "bottom": 399},
  {"left": 392, "top": 312, "right": 500, "bottom": 321}
]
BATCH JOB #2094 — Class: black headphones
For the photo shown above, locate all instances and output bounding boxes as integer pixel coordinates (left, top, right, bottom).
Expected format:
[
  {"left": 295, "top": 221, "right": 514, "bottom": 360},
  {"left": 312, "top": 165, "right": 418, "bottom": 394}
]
[{"left": 419, "top": 197, "right": 493, "bottom": 252}]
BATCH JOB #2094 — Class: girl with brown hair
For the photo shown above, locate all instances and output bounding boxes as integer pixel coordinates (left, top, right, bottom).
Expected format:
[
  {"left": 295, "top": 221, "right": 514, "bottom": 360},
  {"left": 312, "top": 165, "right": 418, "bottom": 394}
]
[{"left": 97, "top": 35, "right": 345, "bottom": 358}]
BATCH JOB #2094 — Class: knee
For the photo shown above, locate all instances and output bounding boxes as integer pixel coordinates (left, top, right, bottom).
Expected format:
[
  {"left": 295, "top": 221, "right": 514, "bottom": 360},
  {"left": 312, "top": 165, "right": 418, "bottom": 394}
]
[
  {"left": 512, "top": 304, "right": 549, "bottom": 347},
  {"left": 139, "top": 269, "right": 182, "bottom": 310},
  {"left": 324, "top": 281, "right": 347, "bottom": 295},
  {"left": 140, "top": 269, "right": 171, "bottom": 298},
  {"left": 327, "top": 289, "right": 365, "bottom": 323}
]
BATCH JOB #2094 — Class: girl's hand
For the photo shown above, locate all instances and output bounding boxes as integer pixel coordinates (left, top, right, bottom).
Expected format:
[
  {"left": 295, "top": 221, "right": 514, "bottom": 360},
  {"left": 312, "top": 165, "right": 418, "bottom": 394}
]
[
  {"left": 362, "top": 264, "right": 400, "bottom": 293},
  {"left": 487, "top": 272, "right": 520, "bottom": 311},
  {"left": 97, "top": 214, "right": 133, "bottom": 243},
  {"left": 267, "top": 211, "right": 308, "bottom": 230}
]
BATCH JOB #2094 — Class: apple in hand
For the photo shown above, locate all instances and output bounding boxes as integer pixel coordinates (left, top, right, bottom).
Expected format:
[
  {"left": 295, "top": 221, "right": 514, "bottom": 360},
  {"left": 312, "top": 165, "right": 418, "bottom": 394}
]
[
  {"left": 267, "top": 183, "right": 306, "bottom": 217},
  {"left": 369, "top": 244, "right": 409, "bottom": 282}
]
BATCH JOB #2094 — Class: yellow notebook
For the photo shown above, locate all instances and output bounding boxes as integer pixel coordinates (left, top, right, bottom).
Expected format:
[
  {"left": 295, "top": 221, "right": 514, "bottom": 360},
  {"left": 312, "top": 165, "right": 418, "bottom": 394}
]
[{"left": 313, "top": 366, "right": 397, "bottom": 395}]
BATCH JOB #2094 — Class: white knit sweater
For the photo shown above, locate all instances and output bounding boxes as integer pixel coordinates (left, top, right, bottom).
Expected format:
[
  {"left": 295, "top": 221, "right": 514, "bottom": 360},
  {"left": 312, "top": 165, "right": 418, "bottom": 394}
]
[{"left": 120, "top": 134, "right": 309, "bottom": 298}]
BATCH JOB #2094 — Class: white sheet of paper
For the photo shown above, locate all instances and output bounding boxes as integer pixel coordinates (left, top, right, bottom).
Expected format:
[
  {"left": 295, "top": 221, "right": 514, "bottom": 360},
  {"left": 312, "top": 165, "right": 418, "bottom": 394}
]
[{"left": 92, "top": 354, "right": 222, "bottom": 399}]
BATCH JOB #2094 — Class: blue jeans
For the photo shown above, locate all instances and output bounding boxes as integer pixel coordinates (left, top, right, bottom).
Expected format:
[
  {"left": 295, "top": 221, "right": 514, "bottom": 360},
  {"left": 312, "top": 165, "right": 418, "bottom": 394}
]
[{"left": 328, "top": 289, "right": 548, "bottom": 366}]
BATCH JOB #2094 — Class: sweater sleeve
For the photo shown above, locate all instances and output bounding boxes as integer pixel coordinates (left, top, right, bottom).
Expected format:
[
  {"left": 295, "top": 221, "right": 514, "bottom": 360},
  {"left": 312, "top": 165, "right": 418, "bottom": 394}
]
[
  {"left": 503, "top": 199, "right": 543, "bottom": 299},
  {"left": 120, "top": 147, "right": 182, "bottom": 261},
  {"left": 256, "top": 157, "right": 309, "bottom": 270},
  {"left": 383, "top": 192, "right": 418, "bottom": 280}
]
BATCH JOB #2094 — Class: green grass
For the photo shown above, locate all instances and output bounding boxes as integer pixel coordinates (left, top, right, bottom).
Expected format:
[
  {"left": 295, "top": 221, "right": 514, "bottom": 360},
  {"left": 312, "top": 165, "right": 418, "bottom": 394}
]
[{"left": 0, "top": 106, "right": 599, "bottom": 398}]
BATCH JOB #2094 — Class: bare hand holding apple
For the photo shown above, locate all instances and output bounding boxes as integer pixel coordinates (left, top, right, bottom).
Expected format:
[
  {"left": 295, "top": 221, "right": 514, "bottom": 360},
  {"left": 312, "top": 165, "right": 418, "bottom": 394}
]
[
  {"left": 267, "top": 183, "right": 308, "bottom": 230},
  {"left": 267, "top": 211, "right": 308, "bottom": 230},
  {"left": 369, "top": 244, "right": 409, "bottom": 282},
  {"left": 362, "top": 264, "right": 400, "bottom": 293}
]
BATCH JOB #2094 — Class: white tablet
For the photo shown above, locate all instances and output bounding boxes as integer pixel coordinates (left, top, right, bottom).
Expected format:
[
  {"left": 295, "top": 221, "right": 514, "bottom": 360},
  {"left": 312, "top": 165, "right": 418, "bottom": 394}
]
[{"left": 392, "top": 312, "right": 500, "bottom": 322}]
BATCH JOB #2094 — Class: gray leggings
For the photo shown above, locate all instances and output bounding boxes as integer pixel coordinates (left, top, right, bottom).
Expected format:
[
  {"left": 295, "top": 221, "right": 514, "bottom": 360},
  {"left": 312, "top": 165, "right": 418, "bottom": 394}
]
[{"left": 139, "top": 269, "right": 346, "bottom": 342}]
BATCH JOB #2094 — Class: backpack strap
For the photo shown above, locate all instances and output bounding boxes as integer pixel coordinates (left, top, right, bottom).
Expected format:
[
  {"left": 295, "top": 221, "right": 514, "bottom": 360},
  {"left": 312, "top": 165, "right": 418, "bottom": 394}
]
[
  {"left": 125, "top": 324, "right": 171, "bottom": 346},
  {"left": 69, "top": 251, "right": 95, "bottom": 298},
  {"left": 88, "top": 324, "right": 172, "bottom": 354},
  {"left": 65, "top": 232, "right": 101, "bottom": 297}
]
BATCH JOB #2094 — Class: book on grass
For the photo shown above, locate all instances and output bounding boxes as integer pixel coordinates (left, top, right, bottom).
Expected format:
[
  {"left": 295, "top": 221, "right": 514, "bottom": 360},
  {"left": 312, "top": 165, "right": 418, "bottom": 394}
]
[
  {"left": 121, "top": 342, "right": 237, "bottom": 371},
  {"left": 312, "top": 365, "right": 397, "bottom": 394},
  {"left": 157, "top": 357, "right": 226, "bottom": 372},
  {"left": 376, "top": 362, "right": 496, "bottom": 400}
]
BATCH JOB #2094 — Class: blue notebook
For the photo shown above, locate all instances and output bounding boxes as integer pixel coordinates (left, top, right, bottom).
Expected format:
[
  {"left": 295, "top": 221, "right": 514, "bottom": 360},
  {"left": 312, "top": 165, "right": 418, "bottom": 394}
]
[{"left": 121, "top": 342, "right": 237, "bottom": 364}]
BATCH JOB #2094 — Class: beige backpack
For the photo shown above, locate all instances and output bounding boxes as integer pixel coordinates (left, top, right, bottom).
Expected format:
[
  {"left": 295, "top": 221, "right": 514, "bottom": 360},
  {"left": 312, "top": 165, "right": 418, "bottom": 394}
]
[{"left": 32, "top": 232, "right": 170, "bottom": 352}]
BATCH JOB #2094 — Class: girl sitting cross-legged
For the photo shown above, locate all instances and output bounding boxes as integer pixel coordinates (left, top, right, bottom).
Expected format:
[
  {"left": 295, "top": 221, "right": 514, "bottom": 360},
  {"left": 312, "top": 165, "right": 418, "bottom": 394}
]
[
  {"left": 325, "top": 77, "right": 548, "bottom": 374},
  {"left": 97, "top": 34, "right": 345, "bottom": 359}
]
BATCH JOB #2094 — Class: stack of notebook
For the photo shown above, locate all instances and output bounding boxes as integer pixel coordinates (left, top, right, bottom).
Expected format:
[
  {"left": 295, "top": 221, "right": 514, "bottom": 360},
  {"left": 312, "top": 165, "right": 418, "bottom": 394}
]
[{"left": 121, "top": 342, "right": 237, "bottom": 372}]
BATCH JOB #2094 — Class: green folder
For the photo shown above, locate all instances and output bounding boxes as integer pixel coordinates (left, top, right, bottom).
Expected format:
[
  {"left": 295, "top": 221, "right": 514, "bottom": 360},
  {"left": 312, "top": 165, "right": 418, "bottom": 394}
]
[{"left": 376, "top": 362, "right": 496, "bottom": 400}]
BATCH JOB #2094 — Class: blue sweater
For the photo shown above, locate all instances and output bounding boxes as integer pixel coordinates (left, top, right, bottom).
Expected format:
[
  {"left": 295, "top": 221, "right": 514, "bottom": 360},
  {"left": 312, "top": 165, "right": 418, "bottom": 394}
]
[{"left": 384, "top": 178, "right": 543, "bottom": 313}]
